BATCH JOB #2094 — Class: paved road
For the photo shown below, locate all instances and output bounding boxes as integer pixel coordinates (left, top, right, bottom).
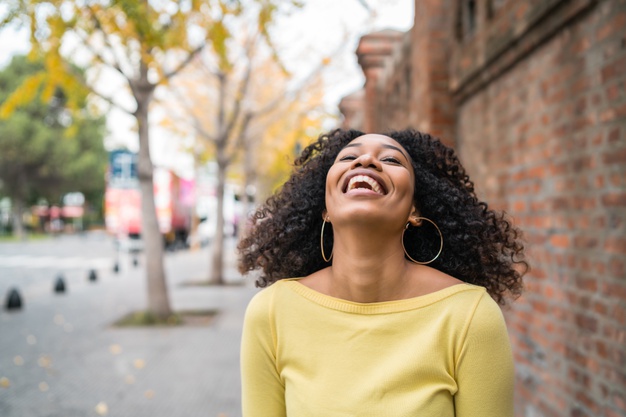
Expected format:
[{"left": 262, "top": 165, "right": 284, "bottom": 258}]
[{"left": 0, "top": 232, "right": 258, "bottom": 417}]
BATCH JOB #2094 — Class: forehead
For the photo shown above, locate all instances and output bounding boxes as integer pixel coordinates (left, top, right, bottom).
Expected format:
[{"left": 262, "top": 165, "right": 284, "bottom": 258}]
[{"left": 342, "top": 134, "right": 408, "bottom": 154}]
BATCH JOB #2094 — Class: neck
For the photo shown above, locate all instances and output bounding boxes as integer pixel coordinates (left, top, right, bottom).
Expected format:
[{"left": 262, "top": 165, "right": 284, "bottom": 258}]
[{"left": 326, "top": 226, "right": 412, "bottom": 303}]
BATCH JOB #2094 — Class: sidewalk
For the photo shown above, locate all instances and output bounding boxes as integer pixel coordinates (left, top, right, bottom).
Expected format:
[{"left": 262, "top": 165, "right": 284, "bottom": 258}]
[{"left": 0, "top": 241, "right": 258, "bottom": 417}]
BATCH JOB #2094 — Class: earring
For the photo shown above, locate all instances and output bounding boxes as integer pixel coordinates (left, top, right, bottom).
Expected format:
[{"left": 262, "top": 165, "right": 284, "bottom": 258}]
[
  {"left": 402, "top": 217, "right": 443, "bottom": 265},
  {"left": 320, "top": 217, "right": 333, "bottom": 262}
]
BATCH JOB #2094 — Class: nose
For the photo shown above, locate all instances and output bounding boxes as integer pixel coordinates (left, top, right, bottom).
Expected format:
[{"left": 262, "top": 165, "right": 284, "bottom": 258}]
[{"left": 351, "top": 153, "right": 382, "bottom": 170}]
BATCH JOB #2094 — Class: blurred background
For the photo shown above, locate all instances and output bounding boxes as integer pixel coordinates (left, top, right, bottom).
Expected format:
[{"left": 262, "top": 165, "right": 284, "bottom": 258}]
[{"left": 0, "top": 1, "right": 624, "bottom": 416}]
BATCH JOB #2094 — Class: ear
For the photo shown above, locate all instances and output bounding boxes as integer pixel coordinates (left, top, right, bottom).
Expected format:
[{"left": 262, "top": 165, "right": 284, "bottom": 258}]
[
  {"left": 322, "top": 209, "right": 329, "bottom": 222},
  {"left": 407, "top": 206, "right": 422, "bottom": 227}
]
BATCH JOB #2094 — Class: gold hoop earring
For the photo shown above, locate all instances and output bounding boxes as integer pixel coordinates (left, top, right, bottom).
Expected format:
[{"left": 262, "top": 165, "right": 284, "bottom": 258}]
[
  {"left": 402, "top": 217, "right": 443, "bottom": 265},
  {"left": 320, "top": 218, "right": 333, "bottom": 262}
]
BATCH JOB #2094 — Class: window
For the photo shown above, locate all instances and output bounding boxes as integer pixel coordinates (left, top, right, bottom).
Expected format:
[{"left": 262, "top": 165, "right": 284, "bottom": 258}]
[{"left": 455, "top": 0, "right": 478, "bottom": 41}]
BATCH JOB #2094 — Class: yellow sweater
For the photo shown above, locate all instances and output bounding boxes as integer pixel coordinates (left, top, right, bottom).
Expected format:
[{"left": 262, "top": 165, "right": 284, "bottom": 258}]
[{"left": 241, "top": 279, "right": 514, "bottom": 417}]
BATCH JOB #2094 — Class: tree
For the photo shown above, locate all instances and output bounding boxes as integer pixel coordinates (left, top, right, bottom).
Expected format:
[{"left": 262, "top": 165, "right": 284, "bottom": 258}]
[
  {"left": 0, "top": 0, "right": 294, "bottom": 319},
  {"left": 0, "top": 55, "right": 106, "bottom": 239},
  {"left": 163, "top": 25, "right": 329, "bottom": 284}
]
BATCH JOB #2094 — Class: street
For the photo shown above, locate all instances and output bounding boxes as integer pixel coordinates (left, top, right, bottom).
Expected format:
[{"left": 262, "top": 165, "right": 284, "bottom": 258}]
[{"left": 0, "top": 232, "right": 256, "bottom": 417}]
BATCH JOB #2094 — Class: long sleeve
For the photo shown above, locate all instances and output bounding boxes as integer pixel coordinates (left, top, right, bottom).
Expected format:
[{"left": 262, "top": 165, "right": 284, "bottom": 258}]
[
  {"left": 454, "top": 292, "right": 515, "bottom": 416},
  {"left": 240, "top": 289, "right": 286, "bottom": 417}
]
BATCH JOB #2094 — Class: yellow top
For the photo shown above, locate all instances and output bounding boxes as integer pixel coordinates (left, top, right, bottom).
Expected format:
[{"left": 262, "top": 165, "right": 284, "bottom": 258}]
[{"left": 241, "top": 279, "right": 514, "bottom": 417}]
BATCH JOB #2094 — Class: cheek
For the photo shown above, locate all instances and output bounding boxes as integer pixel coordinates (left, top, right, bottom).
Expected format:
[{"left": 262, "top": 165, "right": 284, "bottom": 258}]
[
  {"left": 325, "top": 166, "right": 341, "bottom": 190},
  {"left": 395, "top": 170, "right": 414, "bottom": 191},
  {"left": 399, "top": 175, "right": 416, "bottom": 204}
]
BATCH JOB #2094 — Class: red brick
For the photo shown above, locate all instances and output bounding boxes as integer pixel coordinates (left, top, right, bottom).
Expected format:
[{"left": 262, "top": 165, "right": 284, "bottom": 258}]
[
  {"left": 593, "top": 301, "right": 608, "bottom": 316},
  {"left": 603, "top": 148, "right": 626, "bottom": 165},
  {"left": 576, "top": 277, "right": 598, "bottom": 292},
  {"left": 575, "top": 313, "right": 598, "bottom": 333},
  {"left": 606, "top": 84, "right": 623, "bottom": 102},
  {"left": 602, "top": 55, "right": 626, "bottom": 83},
  {"left": 613, "top": 392, "right": 626, "bottom": 411},
  {"left": 573, "top": 236, "right": 599, "bottom": 250},
  {"left": 596, "top": 12, "right": 626, "bottom": 42},
  {"left": 550, "top": 234, "right": 570, "bottom": 248},
  {"left": 600, "top": 107, "right": 617, "bottom": 122},
  {"left": 610, "top": 173, "right": 624, "bottom": 187},
  {"left": 531, "top": 300, "right": 548, "bottom": 314},
  {"left": 594, "top": 174, "right": 605, "bottom": 188},
  {"left": 602, "top": 193, "right": 626, "bottom": 207},
  {"left": 513, "top": 200, "right": 526, "bottom": 212},
  {"left": 605, "top": 237, "right": 626, "bottom": 255},
  {"left": 607, "top": 127, "right": 621, "bottom": 143},
  {"left": 608, "top": 258, "right": 625, "bottom": 278},
  {"left": 602, "top": 282, "right": 626, "bottom": 299},
  {"left": 569, "top": 367, "right": 592, "bottom": 388},
  {"left": 613, "top": 305, "right": 626, "bottom": 326},
  {"left": 572, "top": 78, "right": 590, "bottom": 96},
  {"left": 596, "top": 340, "right": 609, "bottom": 359}
]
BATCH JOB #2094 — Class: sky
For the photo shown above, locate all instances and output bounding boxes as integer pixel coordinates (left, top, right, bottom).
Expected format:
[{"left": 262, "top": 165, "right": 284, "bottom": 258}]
[
  {"left": 0, "top": 0, "right": 414, "bottom": 176},
  {"left": 276, "top": 0, "right": 414, "bottom": 106}
]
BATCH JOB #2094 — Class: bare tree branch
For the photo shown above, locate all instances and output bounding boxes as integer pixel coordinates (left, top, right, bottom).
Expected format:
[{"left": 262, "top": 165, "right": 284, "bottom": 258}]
[
  {"left": 159, "top": 44, "right": 206, "bottom": 83},
  {"left": 252, "top": 35, "right": 348, "bottom": 118},
  {"left": 73, "top": 28, "right": 127, "bottom": 79},
  {"left": 223, "top": 34, "right": 258, "bottom": 137},
  {"left": 216, "top": 71, "right": 227, "bottom": 142},
  {"left": 89, "top": 87, "right": 135, "bottom": 115},
  {"left": 86, "top": 5, "right": 133, "bottom": 78},
  {"left": 168, "top": 80, "right": 217, "bottom": 142},
  {"left": 356, "top": 0, "right": 372, "bottom": 12},
  {"left": 224, "top": 63, "right": 251, "bottom": 137},
  {"left": 195, "top": 55, "right": 221, "bottom": 79},
  {"left": 226, "top": 110, "right": 253, "bottom": 165},
  {"left": 63, "top": 61, "right": 135, "bottom": 115}
]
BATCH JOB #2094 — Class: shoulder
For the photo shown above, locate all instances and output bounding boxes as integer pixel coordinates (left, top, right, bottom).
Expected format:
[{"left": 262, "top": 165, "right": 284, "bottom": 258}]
[
  {"left": 420, "top": 279, "right": 503, "bottom": 335},
  {"left": 408, "top": 264, "right": 465, "bottom": 297},
  {"left": 460, "top": 290, "right": 508, "bottom": 343},
  {"left": 242, "top": 283, "right": 283, "bottom": 339},
  {"left": 244, "top": 279, "right": 298, "bottom": 321}
]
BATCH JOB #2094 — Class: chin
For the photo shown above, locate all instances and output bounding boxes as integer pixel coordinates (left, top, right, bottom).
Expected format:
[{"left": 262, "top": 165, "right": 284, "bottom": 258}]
[{"left": 335, "top": 207, "right": 400, "bottom": 227}]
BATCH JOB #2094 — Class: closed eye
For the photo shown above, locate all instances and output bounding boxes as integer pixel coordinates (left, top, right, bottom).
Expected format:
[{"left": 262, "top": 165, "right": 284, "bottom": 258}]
[
  {"left": 382, "top": 157, "right": 401, "bottom": 164},
  {"left": 339, "top": 155, "right": 357, "bottom": 161}
]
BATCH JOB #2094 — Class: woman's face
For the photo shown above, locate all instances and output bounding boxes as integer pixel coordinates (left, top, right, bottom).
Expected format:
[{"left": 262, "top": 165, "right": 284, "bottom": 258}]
[{"left": 325, "top": 134, "right": 416, "bottom": 229}]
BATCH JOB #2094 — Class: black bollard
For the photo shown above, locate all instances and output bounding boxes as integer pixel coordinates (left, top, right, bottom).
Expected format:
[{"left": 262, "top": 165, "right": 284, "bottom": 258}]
[
  {"left": 113, "top": 262, "right": 119, "bottom": 274},
  {"left": 88, "top": 269, "right": 97, "bottom": 282},
  {"left": 5, "top": 288, "right": 22, "bottom": 310},
  {"left": 54, "top": 275, "right": 66, "bottom": 293}
]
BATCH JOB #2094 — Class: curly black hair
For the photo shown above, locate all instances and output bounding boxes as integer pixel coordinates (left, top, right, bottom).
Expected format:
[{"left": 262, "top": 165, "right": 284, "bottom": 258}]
[{"left": 238, "top": 128, "right": 527, "bottom": 305}]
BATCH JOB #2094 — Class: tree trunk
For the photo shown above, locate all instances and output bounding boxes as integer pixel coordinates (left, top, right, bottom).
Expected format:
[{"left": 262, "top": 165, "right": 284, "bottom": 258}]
[
  {"left": 208, "top": 73, "right": 228, "bottom": 285},
  {"left": 11, "top": 196, "right": 25, "bottom": 240},
  {"left": 190, "top": 154, "right": 202, "bottom": 251},
  {"left": 135, "top": 88, "right": 172, "bottom": 320},
  {"left": 190, "top": 210, "right": 201, "bottom": 251},
  {"left": 209, "top": 155, "right": 226, "bottom": 284},
  {"left": 239, "top": 133, "right": 255, "bottom": 239}
]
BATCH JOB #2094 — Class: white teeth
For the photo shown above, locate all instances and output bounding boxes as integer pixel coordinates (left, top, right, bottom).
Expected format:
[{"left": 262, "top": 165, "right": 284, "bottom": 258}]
[{"left": 347, "top": 175, "right": 383, "bottom": 194}]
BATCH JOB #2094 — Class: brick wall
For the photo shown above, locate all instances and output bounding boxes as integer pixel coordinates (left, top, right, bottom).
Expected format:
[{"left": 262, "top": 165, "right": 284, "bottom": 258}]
[
  {"left": 340, "top": 0, "right": 626, "bottom": 415},
  {"left": 355, "top": 30, "right": 405, "bottom": 133}
]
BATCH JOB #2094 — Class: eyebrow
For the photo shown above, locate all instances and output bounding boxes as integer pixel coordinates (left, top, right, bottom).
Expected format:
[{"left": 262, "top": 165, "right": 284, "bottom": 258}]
[{"left": 344, "top": 142, "right": 410, "bottom": 161}]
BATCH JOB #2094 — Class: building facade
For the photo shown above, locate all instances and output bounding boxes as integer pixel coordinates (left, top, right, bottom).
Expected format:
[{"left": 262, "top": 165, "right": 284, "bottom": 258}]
[{"left": 340, "top": 1, "right": 626, "bottom": 416}]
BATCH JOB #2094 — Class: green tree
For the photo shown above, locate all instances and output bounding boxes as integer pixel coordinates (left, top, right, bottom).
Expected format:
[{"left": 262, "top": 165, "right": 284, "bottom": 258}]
[
  {"left": 1, "top": 0, "right": 301, "bottom": 319},
  {"left": 0, "top": 55, "right": 106, "bottom": 239}
]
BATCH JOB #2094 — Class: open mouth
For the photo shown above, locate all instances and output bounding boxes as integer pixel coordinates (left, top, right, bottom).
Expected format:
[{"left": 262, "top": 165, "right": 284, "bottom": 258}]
[{"left": 344, "top": 175, "right": 386, "bottom": 195}]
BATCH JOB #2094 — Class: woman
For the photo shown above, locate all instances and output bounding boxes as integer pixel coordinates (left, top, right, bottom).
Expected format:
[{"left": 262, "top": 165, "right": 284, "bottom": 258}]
[{"left": 238, "top": 129, "right": 527, "bottom": 416}]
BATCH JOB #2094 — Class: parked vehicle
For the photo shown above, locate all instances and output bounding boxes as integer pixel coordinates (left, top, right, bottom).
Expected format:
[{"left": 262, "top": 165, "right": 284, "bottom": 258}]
[{"left": 104, "top": 150, "right": 194, "bottom": 251}]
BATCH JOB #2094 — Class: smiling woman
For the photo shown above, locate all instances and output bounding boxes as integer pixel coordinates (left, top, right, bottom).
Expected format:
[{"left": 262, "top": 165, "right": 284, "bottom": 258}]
[{"left": 238, "top": 128, "right": 528, "bottom": 417}]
